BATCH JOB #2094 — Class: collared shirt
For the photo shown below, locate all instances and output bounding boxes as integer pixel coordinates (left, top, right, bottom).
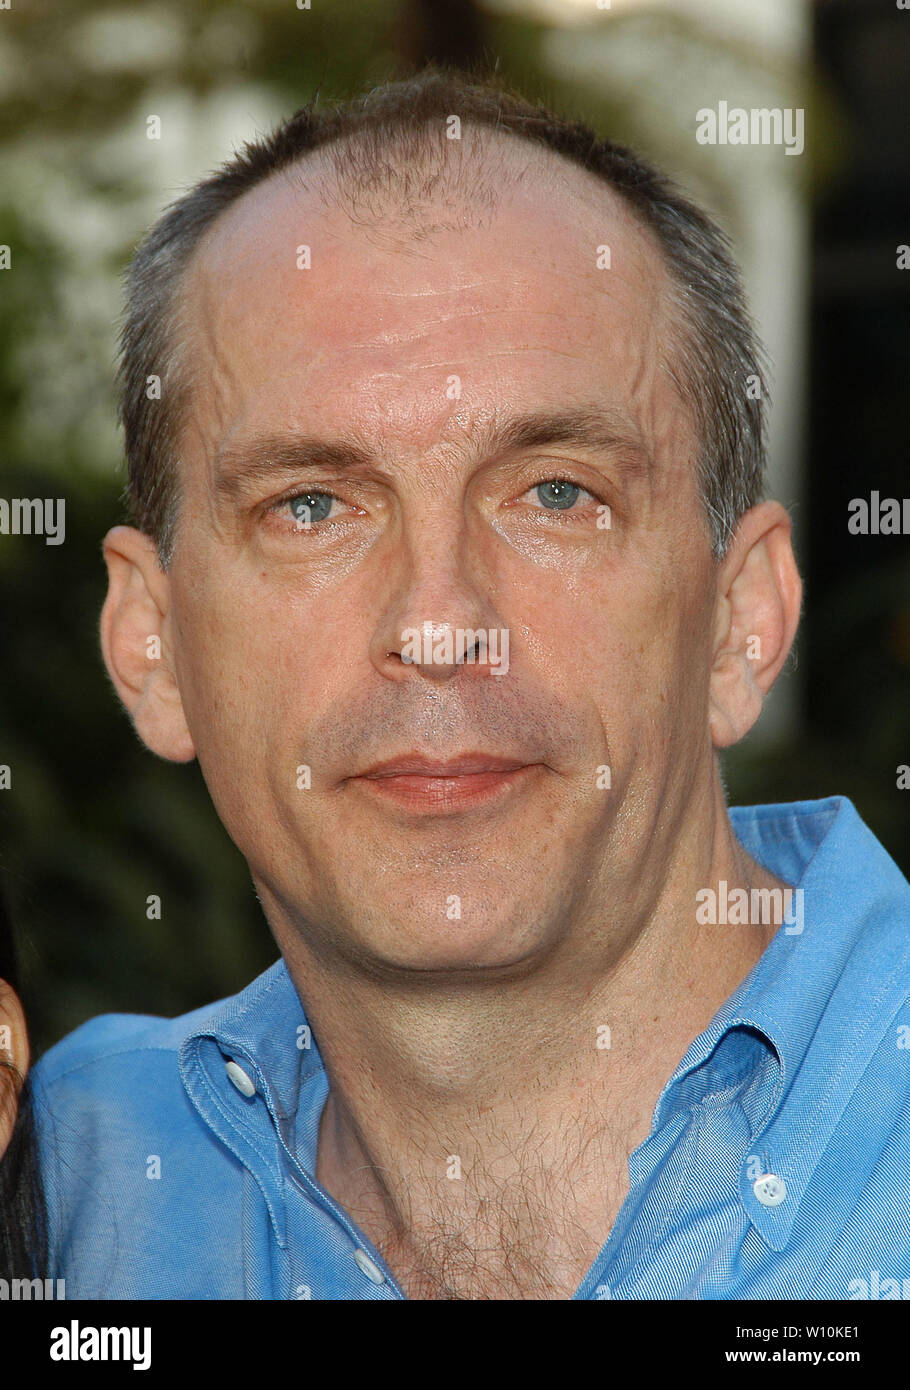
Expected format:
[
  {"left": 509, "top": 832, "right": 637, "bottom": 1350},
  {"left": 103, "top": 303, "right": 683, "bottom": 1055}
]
[{"left": 32, "top": 796, "right": 910, "bottom": 1299}]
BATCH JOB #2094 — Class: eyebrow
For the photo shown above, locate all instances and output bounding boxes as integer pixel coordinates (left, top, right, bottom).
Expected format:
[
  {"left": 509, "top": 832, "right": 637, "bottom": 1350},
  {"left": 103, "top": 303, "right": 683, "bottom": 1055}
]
[{"left": 213, "top": 406, "right": 653, "bottom": 501}]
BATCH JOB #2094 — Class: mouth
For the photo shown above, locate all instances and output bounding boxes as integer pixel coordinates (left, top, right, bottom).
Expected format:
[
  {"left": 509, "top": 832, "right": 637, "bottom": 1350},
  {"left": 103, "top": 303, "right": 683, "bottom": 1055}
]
[{"left": 350, "top": 753, "right": 539, "bottom": 814}]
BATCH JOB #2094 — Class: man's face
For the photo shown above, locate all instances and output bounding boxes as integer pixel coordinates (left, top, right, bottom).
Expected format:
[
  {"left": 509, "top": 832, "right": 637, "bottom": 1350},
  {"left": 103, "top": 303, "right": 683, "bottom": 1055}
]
[{"left": 165, "top": 140, "right": 716, "bottom": 976}]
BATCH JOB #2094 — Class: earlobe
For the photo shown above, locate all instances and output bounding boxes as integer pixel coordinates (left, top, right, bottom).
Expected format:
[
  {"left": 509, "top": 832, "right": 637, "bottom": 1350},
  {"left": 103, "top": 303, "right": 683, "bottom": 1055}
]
[
  {"left": 708, "top": 502, "right": 802, "bottom": 749},
  {"left": 100, "top": 526, "right": 196, "bottom": 763}
]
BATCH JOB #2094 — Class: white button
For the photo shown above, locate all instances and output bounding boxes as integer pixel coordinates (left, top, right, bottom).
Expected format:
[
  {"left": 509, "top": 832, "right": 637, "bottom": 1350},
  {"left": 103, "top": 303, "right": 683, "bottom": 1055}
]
[
  {"left": 225, "top": 1060, "right": 256, "bottom": 1097},
  {"left": 353, "top": 1249, "right": 385, "bottom": 1285},
  {"left": 753, "top": 1173, "right": 787, "bottom": 1206}
]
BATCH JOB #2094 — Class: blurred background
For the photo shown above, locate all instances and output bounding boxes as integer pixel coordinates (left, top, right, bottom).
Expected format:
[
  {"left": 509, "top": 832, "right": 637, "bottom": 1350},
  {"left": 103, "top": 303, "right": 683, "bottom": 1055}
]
[{"left": 1, "top": 0, "right": 908, "bottom": 1055}]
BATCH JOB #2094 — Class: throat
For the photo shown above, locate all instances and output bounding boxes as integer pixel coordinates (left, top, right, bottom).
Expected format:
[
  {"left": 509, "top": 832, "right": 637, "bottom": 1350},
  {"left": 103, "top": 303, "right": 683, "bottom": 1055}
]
[
  {"left": 373, "top": 1189, "right": 626, "bottom": 1300},
  {"left": 317, "top": 1093, "right": 638, "bottom": 1300}
]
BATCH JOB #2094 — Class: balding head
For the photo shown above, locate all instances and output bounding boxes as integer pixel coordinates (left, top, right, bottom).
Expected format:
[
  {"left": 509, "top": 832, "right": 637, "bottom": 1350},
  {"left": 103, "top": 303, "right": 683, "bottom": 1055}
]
[{"left": 118, "top": 67, "right": 768, "bottom": 568}]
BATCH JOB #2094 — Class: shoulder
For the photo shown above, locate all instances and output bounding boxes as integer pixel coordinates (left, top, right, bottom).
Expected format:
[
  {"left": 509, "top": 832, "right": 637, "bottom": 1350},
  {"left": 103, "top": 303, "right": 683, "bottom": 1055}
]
[
  {"left": 23, "top": 959, "right": 298, "bottom": 1296},
  {"left": 32, "top": 994, "right": 232, "bottom": 1090},
  {"left": 29, "top": 992, "right": 243, "bottom": 1164},
  {"left": 29, "top": 992, "right": 256, "bottom": 1296}
]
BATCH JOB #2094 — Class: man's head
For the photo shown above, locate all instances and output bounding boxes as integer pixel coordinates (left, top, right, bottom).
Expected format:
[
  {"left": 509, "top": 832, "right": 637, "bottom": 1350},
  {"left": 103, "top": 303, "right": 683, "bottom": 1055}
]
[{"left": 101, "top": 67, "right": 801, "bottom": 982}]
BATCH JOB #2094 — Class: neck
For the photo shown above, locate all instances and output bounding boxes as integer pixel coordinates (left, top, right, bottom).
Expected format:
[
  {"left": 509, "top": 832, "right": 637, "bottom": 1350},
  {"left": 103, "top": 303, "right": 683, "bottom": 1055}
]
[{"left": 265, "top": 776, "right": 786, "bottom": 1298}]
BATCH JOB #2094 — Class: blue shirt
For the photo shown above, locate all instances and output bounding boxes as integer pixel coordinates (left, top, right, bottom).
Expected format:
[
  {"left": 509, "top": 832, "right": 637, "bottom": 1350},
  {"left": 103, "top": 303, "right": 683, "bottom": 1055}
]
[{"left": 32, "top": 796, "right": 910, "bottom": 1299}]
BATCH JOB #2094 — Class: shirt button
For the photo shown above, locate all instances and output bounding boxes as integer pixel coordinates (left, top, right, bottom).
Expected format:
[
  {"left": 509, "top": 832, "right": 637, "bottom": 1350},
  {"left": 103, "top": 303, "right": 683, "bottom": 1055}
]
[
  {"left": 225, "top": 1060, "right": 256, "bottom": 1097},
  {"left": 353, "top": 1249, "right": 386, "bottom": 1285},
  {"left": 753, "top": 1173, "right": 787, "bottom": 1206}
]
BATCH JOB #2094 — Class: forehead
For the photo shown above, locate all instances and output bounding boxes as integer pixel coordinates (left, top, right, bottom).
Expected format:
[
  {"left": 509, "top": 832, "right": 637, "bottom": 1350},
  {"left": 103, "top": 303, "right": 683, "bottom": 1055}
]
[{"left": 179, "top": 131, "right": 684, "bottom": 462}]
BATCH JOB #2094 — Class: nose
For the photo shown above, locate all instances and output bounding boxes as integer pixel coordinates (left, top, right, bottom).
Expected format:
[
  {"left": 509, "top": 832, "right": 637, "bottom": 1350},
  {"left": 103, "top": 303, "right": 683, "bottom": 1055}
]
[{"left": 370, "top": 518, "right": 507, "bottom": 684}]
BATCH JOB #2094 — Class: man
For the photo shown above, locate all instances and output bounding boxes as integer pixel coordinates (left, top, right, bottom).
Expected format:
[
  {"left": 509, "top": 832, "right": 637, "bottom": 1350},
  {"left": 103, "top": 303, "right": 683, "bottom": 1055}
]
[{"left": 34, "top": 68, "right": 910, "bottom": 1301}]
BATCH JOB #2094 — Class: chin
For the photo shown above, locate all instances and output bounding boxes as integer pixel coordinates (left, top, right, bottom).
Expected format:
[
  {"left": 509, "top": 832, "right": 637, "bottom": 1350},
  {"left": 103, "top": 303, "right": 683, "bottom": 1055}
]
[{"left": 350, "top": 909, "right": 552, "bottom": 980}]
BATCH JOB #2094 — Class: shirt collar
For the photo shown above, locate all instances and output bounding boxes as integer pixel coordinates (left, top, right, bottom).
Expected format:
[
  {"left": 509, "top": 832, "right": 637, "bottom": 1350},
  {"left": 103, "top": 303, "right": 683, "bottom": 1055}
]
[
  {"left": 185, "top": 955, "right": 317, "bottom": 1116},
  {"left": 654, "top": 796, "right": 910, "bottom": 1250},
  {"left": 178, "top": 959, "right": 317, "bottom": 1248}
]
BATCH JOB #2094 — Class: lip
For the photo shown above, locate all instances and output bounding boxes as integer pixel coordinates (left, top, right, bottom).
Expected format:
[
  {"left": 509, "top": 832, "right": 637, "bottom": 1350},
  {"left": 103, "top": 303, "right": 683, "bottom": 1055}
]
[
  {"left": 351, "top": 753, "right": 538, "bottom": 813},
  {"left": 359, "top": 752, "right": 530, "bottom": 778}
]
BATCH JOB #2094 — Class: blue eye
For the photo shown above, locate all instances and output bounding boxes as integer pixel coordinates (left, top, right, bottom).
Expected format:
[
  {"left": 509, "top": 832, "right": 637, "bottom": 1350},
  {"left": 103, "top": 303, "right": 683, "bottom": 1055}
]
[
  {"left": 532, "top": 480, "right": 583, "bottom": 510},
  {"left": 288, "top": 492, "right": 336, "bottom": 527}
]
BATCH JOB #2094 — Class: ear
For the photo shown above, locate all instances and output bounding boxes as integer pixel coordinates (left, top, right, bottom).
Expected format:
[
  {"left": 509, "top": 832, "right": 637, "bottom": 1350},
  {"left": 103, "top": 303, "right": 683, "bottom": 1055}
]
[
  {"left": 100, "top": 525, "right": 196, "bottom": 762},
  {"left": 0, "top": 979, "right": 28, "bottom": 1158},
  {"left": 709, "top": 501, "right": 802, "bottom": 749}
]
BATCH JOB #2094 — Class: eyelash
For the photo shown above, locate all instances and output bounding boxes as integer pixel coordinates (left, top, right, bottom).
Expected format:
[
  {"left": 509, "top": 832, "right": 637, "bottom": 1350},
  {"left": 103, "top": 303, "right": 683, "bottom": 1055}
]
[{"left": 267, "top": 478, "right": 604, "bottom": 530}]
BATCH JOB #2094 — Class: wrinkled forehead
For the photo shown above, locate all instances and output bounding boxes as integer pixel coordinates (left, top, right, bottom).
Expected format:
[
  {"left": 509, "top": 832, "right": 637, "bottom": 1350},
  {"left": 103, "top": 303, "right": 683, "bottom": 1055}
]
[
  {"left": 184, "top": 126, "right": 677, "bottom": 337},
  {"left": 175, "top": 128, "right": 693, "bottom": 495}
]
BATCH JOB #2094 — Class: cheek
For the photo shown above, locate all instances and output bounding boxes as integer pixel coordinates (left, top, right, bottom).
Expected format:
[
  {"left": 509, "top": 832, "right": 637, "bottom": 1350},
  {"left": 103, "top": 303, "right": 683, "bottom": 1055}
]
[
  {"left": 576, "top": 552, "right": 711, "bottom": 735},
  {"left": 171, "top": 570, "right": 356, "bottom": 755},
  {"left": 169, "top": 571, "right": 274, "bottom": 761}
]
